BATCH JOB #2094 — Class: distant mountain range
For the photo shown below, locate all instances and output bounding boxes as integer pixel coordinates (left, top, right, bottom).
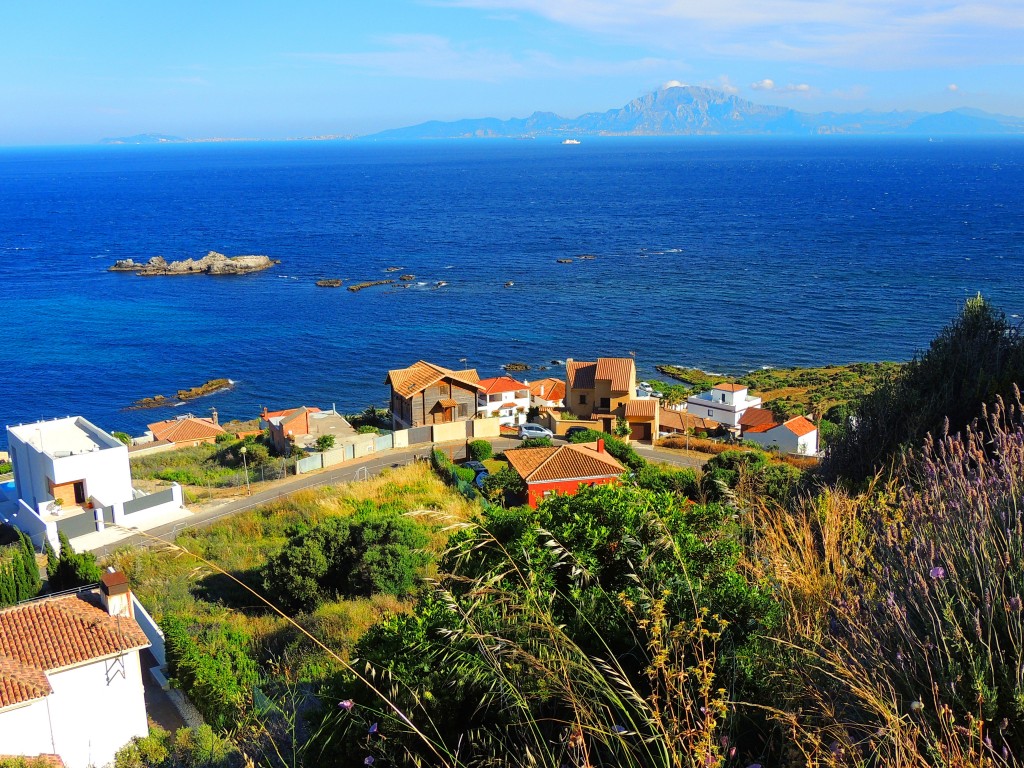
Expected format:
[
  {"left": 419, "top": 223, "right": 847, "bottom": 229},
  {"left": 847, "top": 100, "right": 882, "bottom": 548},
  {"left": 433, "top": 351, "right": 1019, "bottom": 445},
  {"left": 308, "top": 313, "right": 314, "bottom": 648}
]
[{"left": 366, "top": 85, "right": 1024, "bottom": 140}]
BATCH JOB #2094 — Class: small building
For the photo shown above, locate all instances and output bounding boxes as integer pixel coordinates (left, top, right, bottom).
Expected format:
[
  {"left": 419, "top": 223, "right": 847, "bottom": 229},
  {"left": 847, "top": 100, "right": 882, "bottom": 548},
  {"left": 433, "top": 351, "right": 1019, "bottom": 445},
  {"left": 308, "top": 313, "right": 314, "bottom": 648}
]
[
  {"left": 386, "top": 360, "right": 481, "bottom": 430},
  {"left": 564, "top": 357, "right": 657, "bottom": 440},
  {"left": 262, "top": 406, "right": 354, "bottom": 453},
  {"left": 685, "top": 383, "right": 763, "bottom": 428},
  {"left": 6, "top": 417, "right": 134, "bottom": 522},
  {"left": 0, "top": 572, "right": 151, "bottom": 768},
  {"left": 504, "top": 439, "right": 624, "bottom": 508},
  {"left": 476, "top": 377, "right": 531, "bottom": 426},
  {"left": 742, "top": 414, "right": 819, "bottom": 455},
  {"left": 526, "top": 378, "right": 566, "bottom": 409},
  {"left": 146, "top": 413, "right": 225, "bottom": 447},
  {"left": 658, "top": 407, "right": 720, "bottom": 437}
]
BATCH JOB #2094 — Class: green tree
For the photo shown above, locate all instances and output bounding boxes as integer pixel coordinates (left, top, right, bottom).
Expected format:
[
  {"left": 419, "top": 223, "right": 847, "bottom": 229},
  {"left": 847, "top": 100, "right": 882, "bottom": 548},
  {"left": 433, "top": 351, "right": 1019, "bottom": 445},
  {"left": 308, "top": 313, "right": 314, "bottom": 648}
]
[
  {"left": 314, "top": 434, "right": 336, "bottom": 452},
  {"left": 49, "top": 531, "right": 103, "bottom": 591},
  {"left": 613, "top": 415, "right": 632, "bottom": 438},
  {"left": 112, "top": 431, "right": 132, "bottom": 446},
  {"left": 468, "top": 439, "right": 493, "bottom": 461}
]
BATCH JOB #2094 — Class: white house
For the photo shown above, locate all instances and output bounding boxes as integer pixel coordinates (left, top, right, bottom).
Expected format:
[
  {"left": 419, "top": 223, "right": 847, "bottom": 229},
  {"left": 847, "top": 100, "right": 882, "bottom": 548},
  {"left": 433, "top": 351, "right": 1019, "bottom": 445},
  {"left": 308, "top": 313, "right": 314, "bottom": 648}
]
[
  {"left": 0, "top": 572, "right": 151, "bottom": 768},
  {"left": 4, "top": 416, "right": 184, "bottom": 551},
  {"left": 7, "top": 417, "right": 133, "bottom": 519},
  {"left": 685, "top": 383, "right": 762, "bottom": 428},
  {"left": 526, "top": 378, "right": 566, "bottom": 409},
  {"left": 476, "top": 377, "right": 531, "bottom": 426},
  {"left": 742, "top": 414, "right": 819, "bottom": 455}
]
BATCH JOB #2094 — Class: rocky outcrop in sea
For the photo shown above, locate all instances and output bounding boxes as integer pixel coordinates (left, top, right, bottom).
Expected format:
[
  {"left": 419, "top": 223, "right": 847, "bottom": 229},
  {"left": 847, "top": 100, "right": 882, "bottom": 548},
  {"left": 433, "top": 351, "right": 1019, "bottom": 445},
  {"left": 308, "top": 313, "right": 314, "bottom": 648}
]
[{"left": 110, "top": 251, "right": 279, "bottom": 276}]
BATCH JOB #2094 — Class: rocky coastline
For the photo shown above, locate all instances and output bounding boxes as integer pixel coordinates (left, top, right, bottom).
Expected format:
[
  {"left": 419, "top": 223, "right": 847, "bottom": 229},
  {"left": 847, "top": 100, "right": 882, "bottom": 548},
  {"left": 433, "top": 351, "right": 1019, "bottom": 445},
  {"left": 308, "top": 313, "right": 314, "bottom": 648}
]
[{"left": 110, "top": 251, "right": 279, "bottom": 276}]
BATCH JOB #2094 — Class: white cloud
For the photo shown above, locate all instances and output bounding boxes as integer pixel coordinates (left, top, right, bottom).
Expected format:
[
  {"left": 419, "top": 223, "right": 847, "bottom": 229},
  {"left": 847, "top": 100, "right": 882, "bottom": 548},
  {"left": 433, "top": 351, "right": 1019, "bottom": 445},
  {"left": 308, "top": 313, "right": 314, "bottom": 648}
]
[
  {"left": 948, "top": 83, "right": 959, "bottom": 91},
  {"left": 717, "top": 75, "right": 740, "bottom": 94},
  {"left": 297, "top": 35, "right": 684, "bottom": 81},
  {"left": 663, "top": 79, "right": 687, "bottom": 89},
  {"left": 751, "top": 78, "right": 775, "bottom": 89},
  {"left": 439, "top": 0, "right": 1024, "bottom": 68}
]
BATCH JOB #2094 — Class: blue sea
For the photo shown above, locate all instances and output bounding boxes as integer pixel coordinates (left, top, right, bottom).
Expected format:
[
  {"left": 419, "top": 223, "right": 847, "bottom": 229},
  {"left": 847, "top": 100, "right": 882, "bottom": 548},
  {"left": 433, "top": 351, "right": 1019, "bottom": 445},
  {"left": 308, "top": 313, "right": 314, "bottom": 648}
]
[{"left": 2, "top": 137, "right": 1023, "bottom": 445}]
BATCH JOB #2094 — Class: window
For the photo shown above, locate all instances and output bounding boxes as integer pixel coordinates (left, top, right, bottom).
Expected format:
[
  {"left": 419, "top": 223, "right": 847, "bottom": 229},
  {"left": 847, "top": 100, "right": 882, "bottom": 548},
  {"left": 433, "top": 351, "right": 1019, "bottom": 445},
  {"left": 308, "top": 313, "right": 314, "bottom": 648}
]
[
  {"left": 708, "top": 409, "right": 714, "bottom": 416},
  {"left": 458, "top": 403, "right": 469, "bottom": 418},
  {"left": 599, "top": 397, "right": 610, "bottom": 409},
  {"left": 579, "top": 394, "right": 588, "bottom": 405}
]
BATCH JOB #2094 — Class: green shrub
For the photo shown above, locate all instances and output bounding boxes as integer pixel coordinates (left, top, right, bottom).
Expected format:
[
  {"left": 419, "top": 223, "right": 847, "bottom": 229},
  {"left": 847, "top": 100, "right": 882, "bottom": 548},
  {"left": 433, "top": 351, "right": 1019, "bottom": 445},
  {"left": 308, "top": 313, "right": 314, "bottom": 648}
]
[
  {"left": 262, "top": 506, "right": 430, "bottom": 612},
  {"left": 112, "top": 431, "right": 132, "bottom": 446},
  {"left": 356, "top": 425, "right": 380, "bottom": 434},
  {"left": 519, "top": 436, "right": 553, "bottom": 448},
  {"left": 468, "top": 439, "right": 493, "bottom": 461},
  {"left": 0, "top": 461, "right": 11, "bottom": 474},
  {"left": 635, "top": 464, "right": 699, "bottom": 499},
  {"left": 567, "top": 429, "right": 646, "bottom": 471},
  {"left": 48, "top": 531, "right": 102, "bottom": 591},
  {"left": 481, "top": 465, "right": 527, "bottom": 507},
  {"left": 314, "top": 434, "right": 336, "bottom": 452}
]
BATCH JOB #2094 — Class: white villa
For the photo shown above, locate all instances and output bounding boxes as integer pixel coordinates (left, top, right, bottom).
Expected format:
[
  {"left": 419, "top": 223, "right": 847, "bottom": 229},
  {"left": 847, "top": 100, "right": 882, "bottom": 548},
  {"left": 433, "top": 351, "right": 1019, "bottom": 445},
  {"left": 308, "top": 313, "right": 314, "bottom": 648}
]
[
  {"left": 2, "top": 416, "right": 184, "bottom": 551},
  {"left": 476, "top": 376, "right": 531, "bottom": 426},
  {"left": 685, "top": 383, "right": 762, "bottom": 428},
  {"left": 0, "top": 572, "right": 151, "bottom": 768}
]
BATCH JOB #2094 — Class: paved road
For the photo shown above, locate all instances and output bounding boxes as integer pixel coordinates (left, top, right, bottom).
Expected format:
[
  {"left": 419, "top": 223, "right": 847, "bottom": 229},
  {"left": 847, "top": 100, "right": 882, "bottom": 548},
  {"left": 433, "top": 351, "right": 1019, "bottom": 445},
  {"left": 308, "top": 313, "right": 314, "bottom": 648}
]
[{"left": 97, "top": 436, "right": 704, "bottom": 552}]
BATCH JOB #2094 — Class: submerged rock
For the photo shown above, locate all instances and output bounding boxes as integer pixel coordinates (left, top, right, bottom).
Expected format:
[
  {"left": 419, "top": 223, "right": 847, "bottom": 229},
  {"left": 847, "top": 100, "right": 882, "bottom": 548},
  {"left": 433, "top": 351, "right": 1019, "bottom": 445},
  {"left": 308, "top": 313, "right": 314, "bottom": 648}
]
[{"left": 316, "top": 279, "right": 344, "bottom": 287}]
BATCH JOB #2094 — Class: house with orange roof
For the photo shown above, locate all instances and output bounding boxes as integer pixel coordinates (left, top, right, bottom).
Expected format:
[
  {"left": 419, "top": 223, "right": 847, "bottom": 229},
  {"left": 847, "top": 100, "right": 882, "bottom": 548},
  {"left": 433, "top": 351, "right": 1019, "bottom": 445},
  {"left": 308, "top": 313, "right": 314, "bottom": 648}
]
[
  {"left": 685, "top": 382, "right": 762, "bottom": 428},
  {"left": 0, "top": 572, "right": 151, "bottom": 768},
  {"left": 504, "top": 439, "right": 624, "bottom": 508},
  {"left": 476, "top": 376, "right": 531, "bottom": 426},
  {"left": 526, "top": 377, "right": 565, "bottom": 409},
  {"left": 659, "top": 407, "right": 720, "bottom": 436},
  {"left": 146, "top": 412, "right": 225, "bottom": 447},
  {"left": 742, "top": 413, "right": 819, "bottom": 455},
  {"left": 564, "top": 357, "right": 658, "bottom": 441},
  {"left": 385, "top": 360, "right": 481, "bottom": 429}
]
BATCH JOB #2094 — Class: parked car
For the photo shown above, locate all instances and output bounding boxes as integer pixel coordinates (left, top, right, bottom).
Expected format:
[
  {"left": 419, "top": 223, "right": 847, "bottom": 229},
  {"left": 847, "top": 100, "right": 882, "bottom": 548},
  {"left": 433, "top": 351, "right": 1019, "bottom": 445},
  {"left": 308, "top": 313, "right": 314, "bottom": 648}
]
[
  {"left": 565, "top": 426, "right": 590, "bottom": 440},
  {"left": 462, "top": 460, "right": 490, "bottom": 488},
  {"left": 519, "top": 423, "right": 554, "bottom": 440}
]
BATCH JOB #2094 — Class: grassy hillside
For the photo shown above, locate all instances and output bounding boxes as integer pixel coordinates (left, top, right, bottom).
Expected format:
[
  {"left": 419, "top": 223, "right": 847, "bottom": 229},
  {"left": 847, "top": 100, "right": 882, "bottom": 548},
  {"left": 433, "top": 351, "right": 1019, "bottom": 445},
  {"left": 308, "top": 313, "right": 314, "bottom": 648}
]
[{"left": 655, "top": 361, "right": 902, "bottom": 416}]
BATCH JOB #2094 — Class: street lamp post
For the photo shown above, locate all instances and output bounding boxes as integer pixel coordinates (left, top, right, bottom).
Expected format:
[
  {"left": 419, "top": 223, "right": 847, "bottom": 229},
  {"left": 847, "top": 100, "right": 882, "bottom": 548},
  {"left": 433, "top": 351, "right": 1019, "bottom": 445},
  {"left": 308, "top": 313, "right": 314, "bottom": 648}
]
[{"left": 240, "top": 445, "right": 251, "bottom": 496}]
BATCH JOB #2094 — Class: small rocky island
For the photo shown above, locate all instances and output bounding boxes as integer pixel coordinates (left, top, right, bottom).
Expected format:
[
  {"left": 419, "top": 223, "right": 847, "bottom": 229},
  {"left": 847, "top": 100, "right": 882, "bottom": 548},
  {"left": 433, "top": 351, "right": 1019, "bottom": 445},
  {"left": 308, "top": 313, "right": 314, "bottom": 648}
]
[
  {"left": 127, "top": 378, "right": 233, "bottom": 410},
  {"left": 110, "top": 251, "right": 279, "bottom": 276}
]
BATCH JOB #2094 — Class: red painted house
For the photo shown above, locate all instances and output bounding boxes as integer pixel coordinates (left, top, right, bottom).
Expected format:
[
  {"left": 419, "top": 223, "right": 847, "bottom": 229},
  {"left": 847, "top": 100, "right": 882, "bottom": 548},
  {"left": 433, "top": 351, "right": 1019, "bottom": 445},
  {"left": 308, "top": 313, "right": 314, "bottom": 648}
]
[{"left": 504, "top": 439, "right": 624, "bottom": 508}]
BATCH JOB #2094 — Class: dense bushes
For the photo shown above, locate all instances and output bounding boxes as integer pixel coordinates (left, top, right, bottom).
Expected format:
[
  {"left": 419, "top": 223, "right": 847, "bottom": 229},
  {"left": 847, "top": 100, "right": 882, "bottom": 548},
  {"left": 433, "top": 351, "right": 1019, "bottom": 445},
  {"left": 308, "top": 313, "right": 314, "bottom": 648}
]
[
  {"left": 0, "top": 528, "right": 41, "bottom": 607},
  {"left": 825, "top": 295, "right": 1024, "bottom": 483},
  {"left": 114, "top": 724, "right": 243, "bottom": 768},
  {"left": 46, "top": 531, "right": 102, "bottom": 591},
  {"left": 163, "top": 616, "right": 260, "bottom": 732},
  {"left": 262, "top": 503, "right": 430, "bottom": 612},
  {"left": 311, "top": 483, "right": 780, "bottom": 767},
  {"left": 566, "top": 428, "right": 645, "bottom": 470}
]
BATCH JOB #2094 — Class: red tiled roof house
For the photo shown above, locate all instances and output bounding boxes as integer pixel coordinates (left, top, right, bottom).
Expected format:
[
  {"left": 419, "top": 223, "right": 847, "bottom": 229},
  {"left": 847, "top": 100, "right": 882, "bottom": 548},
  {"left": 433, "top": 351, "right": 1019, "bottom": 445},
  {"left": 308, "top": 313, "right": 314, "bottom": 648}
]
[
  {"left": 564, "top": 357, "right": 658, "bottom": 441},
  {"left": 741, "top": 413, "right": 819, "bottom": 455},
  {"left": 0, "top": 572, "right": 151, "bottom": 768},
  {"left": 476, "top": 376, "right": 530, "bottom": 426},
  {"left": 146, "top": 413, "right": 225, "bottom": 447},
  {"left": 504, "top": 439, "right": 624, "bottom": 508}
]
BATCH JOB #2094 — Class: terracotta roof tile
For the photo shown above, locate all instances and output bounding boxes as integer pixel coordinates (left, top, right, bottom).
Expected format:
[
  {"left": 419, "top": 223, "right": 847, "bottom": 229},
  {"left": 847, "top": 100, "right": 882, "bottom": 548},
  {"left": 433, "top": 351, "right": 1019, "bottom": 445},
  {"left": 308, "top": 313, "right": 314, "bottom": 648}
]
[
  {"left": 386, "top": 361, "right": 480, "bottom": 397},
  {"left": 0, "top": 591, "right": 150, "bottom": 708},
  {"left": 147, "top": 416, "right": 225, "bottom": 444},
  {"left": 565, "top": 360, "right": 597, "bottom": 390},
  {"left": 595, "top": 358, "right": 636, "bottom": 392},
  {"left": 714, "top": 382, "right": 747, "bottom": 393},
  {"left": 528, "top": 378, "right": 566, "bottom": 402},
  {"left": 784, "top": 416, "right": 818, "bottom": 437},
  {"left": 659, "top": 408, "right": 718, "bottom": 433},
  {"left": 477, "top": 377, "right": 528, "bottom": 395},
  {"left": 625, "top": 399, "right": 656, "bottom": 419},
  {"left": 739, "top": 407, "right": 777, "bottom": 429},
  {"left": 437, "top": 398, "right": 459, "bottom": 408},
  {"left": 264, "top": 406, "right": 321, "bottom": 420},
  {"left": 506, "top": 443, "right": 623, "bottom": 484}
]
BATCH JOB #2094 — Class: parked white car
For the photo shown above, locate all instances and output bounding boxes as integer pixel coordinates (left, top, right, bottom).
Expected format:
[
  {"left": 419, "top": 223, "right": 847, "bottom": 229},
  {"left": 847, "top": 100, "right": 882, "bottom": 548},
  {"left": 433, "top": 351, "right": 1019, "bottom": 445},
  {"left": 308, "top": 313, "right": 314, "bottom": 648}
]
[{"left": 518, "top": 423, "right": 554, "bottom": 440}]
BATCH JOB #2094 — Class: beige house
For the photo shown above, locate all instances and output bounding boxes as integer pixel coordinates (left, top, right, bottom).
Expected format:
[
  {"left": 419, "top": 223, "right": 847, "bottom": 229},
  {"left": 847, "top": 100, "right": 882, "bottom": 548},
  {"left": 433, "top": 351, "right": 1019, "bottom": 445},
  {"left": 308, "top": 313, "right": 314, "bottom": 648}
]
[{"left": 564, "top": 357, "right": 658, "bottom": 441}]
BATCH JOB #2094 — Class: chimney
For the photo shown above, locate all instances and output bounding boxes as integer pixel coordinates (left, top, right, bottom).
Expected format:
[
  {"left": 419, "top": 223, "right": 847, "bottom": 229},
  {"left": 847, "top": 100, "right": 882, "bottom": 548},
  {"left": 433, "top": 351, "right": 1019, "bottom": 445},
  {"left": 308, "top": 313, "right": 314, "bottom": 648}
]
[
  {"left": 596, "top": 438, "right": 605, "bottom": 454},
  {"left": 210, "top": 408, "right": 219, "bottom": 426},
  {"left": 100, "top": 568, "right": 133, "bottom": 618}
]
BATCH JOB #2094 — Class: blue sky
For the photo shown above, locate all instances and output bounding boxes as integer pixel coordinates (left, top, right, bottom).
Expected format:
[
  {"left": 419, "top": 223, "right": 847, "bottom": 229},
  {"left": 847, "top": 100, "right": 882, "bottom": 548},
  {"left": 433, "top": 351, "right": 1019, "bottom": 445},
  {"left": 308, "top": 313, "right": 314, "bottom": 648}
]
[{"left": 2, "top": 0, "right": 1023, "bottom": 144}]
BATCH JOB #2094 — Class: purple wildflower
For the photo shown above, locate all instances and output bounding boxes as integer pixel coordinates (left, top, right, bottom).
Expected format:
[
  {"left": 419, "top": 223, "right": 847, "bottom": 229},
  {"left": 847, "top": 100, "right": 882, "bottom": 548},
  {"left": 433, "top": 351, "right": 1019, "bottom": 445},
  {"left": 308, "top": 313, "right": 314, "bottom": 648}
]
[
  {"left": 368, "top": 722, "right": 379, "bottom": 735},
  {"left": 338, "top": 699, "right": 354, "bottom": 711},
  {"left": 1010, "top": 596, "right": 1023, "bottom": 612},
  {"left": 364, "top": 758, "right": 375, "bottom": 766},
  {"left": 612, "top": 725, "right": 627, "bottom": 734},
  {"left": 929, "top": 566, "right": 946, "bottom": 580}
]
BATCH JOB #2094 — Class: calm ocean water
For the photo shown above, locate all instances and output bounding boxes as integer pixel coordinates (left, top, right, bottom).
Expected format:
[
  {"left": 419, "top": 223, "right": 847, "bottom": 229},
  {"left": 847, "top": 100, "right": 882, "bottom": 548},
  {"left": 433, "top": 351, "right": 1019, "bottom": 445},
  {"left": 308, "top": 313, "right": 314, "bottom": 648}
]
[{"left": 2, "top": 137, "right": 1023, "bottom": 444}]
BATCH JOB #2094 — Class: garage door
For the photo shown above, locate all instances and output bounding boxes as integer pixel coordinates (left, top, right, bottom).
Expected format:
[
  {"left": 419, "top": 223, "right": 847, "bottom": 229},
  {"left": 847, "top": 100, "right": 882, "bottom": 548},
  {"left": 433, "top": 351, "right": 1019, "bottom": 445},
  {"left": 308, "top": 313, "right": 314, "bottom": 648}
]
[{"left": 630, "top": 422, "right": 651, "bottom": 441}]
